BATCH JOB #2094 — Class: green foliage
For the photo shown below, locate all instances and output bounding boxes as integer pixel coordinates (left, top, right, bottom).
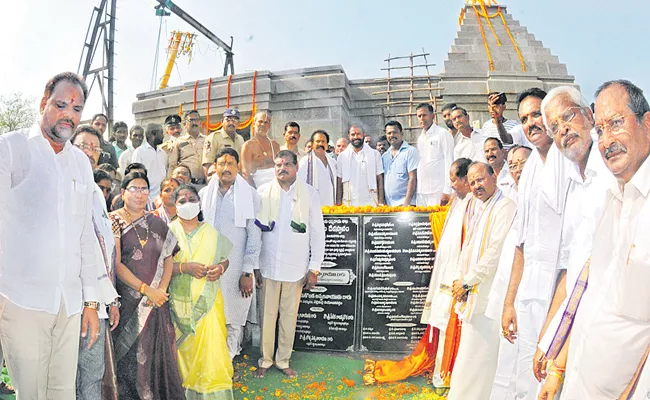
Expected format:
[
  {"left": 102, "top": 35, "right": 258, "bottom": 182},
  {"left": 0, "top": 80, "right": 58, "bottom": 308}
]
[{"left": 0, "top": 92, "right": 37, "bottom": 134}]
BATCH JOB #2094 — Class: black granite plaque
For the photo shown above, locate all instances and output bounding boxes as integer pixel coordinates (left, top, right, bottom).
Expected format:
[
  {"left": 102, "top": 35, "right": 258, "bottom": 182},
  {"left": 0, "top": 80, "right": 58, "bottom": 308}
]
[
  {"left": 360, "top": 213, "right": 434, "bottom": 352},
  {"left": 294, "top": 215, "right": 360, "bottom": 351}
]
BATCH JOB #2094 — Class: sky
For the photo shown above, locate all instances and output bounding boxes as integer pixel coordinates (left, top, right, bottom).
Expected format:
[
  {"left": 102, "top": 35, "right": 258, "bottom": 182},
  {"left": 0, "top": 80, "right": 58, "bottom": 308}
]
[{"left": 2, "top": 0, "right": 649, "bottom": 126}]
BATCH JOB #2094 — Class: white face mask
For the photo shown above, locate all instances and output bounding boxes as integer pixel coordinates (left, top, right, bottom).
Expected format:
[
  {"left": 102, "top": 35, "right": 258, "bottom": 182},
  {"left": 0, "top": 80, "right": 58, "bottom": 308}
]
[{"left": 177, "top": 201, "right": 200, "bottom": 220}]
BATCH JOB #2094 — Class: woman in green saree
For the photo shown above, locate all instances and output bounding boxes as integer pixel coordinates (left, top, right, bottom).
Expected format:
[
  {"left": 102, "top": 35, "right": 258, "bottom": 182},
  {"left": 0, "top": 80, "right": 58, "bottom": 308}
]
[{"left": 168, "top": 184, "right": 235, "bottom": 400}]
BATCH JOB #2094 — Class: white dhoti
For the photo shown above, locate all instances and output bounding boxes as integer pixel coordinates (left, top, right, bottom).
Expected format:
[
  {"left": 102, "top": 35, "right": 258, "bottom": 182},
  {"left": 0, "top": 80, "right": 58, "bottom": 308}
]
[
  {"left": 448, "top": 314, "right": 500, "bottom": 400},
  {"left": 251, "top": 167, "right": 275, "bottom": 189}
]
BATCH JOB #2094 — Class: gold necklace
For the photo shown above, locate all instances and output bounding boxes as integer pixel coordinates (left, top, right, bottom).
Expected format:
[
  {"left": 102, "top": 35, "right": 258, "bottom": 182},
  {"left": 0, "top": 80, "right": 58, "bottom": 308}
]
[
  {"left": 124, "top": 209, "right": 149, "bottom": 248},
  {"left": 253, "top": 135, "right": 272, "bottom": 157}
]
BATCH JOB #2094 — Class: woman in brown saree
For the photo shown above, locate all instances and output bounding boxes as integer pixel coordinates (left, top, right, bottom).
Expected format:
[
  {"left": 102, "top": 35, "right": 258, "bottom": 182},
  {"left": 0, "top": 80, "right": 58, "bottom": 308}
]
[{"left": 109, "top": 172, "right": 185, "bottom": 400}]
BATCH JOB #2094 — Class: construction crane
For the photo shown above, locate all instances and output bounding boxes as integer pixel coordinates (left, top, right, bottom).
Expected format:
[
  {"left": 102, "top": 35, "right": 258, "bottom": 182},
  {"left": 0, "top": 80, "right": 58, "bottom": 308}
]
[{"left": 77, "top": 0, "right": 235, "bottom": 132}]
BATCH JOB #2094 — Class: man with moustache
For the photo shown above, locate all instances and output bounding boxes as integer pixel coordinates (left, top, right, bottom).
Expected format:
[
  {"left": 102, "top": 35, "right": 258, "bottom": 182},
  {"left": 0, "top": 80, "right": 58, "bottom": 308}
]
[
  {"left": 242, "top": 111, "right": 281, "bottom": 188},
  {"left": 71, "top": 125, "right": 121, "bottom": 399},
  {"left": 131, "top": 123, "right": 167, "bottom": 199},
  {"left": 527, "top": 86, "right": 616, "bottom": 400},
  {"left": 280, "top": 122, "right": 307, "bottom": 162},
  {"left": 91, "top": 113, "right": 119, "bottom": 168},
  {"left": 441, "top": 102, "right": 459, "bottom": 141},
  {"left": 168, "top": 110, "right": 207, "bottom": 183},
  {"left": 203, "top": 108, "right": 246, "bottom": 177},
  {"left": 118, "top": 124, "right": 144, "bottom": 175},
  {"left": 447, "top": 162, "right": 516, "bottom": 400},
  {"left": 499, "top": 88, "right": 570, "bottom": 400},
  {"left": 334, "top": 137, "right": 349, "bottom": 156},
  {"left": 0, "top": 72, "right": 100, "bottom": 398},
  {"left": 484, "top": 137, "right": 516, "bottom": 201},
  {"left": 159, "top": 113, "right": 182, "bottom": 156},
  {"left": 254, "top": 150, "right": 325, "bottom": 379},
  {"left": 537, "top": 80, "right": 650, "bottom": 400},
  {"left": 382, "top": 121, "right": 419, "bottom": 206},
  {"left": 336, "top": 124, "right": 385, "bottom": 206},
  {"left": 450, "top": 107, "right": 488, "bottom": 162},
  {"left": 298, "top": 130, "right": 337, "bottom": 206},
  {"left": 201, "top": 147, "right": 262, "bottom": 374},
  {"left": 415, "top": 103, "right": 455, "bottom": 206}
]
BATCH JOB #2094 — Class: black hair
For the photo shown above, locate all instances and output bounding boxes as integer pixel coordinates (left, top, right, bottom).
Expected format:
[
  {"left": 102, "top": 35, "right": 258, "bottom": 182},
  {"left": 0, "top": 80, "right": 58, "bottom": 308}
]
[
  {"left": 113, "top": 121, "right": 128, "bottom": 132},
  {"left": 93, "top": 169, "right": 112, "bottom": 184},
  {"left": 160, "top": 177, "right": 181, "bottom": 192},
  {"left": 184, "top": 109, "right": 200, "bottom": 120},
  {"left": 130, "top": 125, "right": 144, "bottom": 135},
  {"left": 484, "top": 137, "right": 504, "bottom": 149},
  {"left": 416, "top": 103, "right": 434, "bottom": 113},
  {"left": 441, "top": 103, "right": 458, "bottom": 113},
  {"left": 70, "top": 125, "right": 102, "bottom": 144},
  {"left": 378, "top": 135, "right": 388, "bottom": 142},
  {"left": 275, "top": 149, "right": 298, "bottom": 165},
  {"left": 595, "top": 80, "right": 650, "bottom": 123},
  {"left": 310, "top": 129, "right": 330, "bottom": 144},
  {"left": 384, "top": 120, "right": 403, "bottom": 132},
  {"left": 92, "top": 113, "right": 108, "bottom": 123},
  {"left": 469, "top": 161, "right": 495, "bottom": 176},
  {"left": 125, "top": 162, "right": 148, "bottom": 176},
  {"left": 173, "top": 184, "right": 204, "bottom": 221},
  {"left": 452, "top": 158, "right": 472, "bottom": 178},
  {"left": 97, "top": 163, "right": 117, "bottom": 175},
  {"left": 121, "top": 171, "right": 150, "bottom": 190},
  {"left": 517, "top": 88, "right": 547, "bottom": 108},
  {"left": 215, "top": 147, "right": 240, "bottom": 164},
  {"left": 44, "top": 72, "right": 88, "bottom": 102},
  {"left": 284, "top": 121, "right": 301, "bottom": 133},
  {"left": 451, "top": 106, "right": 468, "bottom": 116}
]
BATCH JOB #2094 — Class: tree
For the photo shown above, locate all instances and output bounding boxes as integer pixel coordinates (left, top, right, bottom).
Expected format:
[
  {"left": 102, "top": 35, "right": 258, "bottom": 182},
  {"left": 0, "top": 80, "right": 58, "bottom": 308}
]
[{"left": 0, "top": 92, "right": 37, "bottom": 134}]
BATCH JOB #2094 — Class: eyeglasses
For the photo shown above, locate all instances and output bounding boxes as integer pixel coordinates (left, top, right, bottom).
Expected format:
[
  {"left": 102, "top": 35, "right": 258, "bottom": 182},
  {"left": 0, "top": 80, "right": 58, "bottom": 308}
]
[
  {"left": 508, "top": 159, "right": 527, "bottom": 171},
  {"left": 74, "top": 143, "right": 102, "bottom": 155},
  {"left": 173, "top": 170, "right": 190, "bottom": 177},
  {"left": 594, "top": 114, "right": 629, "bottom": 137},
  {"left": 548, "top": 107, "right": 583, "bottom": 137},
  {"left": 98, "top": 185, "right": 112, "bottom": 193},
  {"left": 125, "top": 186, "right": 150, "bottom": 195}
]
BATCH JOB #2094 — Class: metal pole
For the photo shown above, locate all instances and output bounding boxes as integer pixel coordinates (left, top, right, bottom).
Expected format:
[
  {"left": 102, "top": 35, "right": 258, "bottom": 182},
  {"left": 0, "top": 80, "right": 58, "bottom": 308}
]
[{"left": 107, "top": 0, "right": 116, "bottom": 136}]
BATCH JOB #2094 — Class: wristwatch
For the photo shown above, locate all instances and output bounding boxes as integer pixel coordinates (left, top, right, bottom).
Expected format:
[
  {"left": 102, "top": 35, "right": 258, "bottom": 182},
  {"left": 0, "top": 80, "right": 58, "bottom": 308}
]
[
  {"left": 309, "top": 269, "right": 319, "bottom": 276},
  {"left": 109, "top": 299, "right": 121, "bottom": 308},
  {"left": 462, "top": 283, "right": 470, "bottom": 292},
  {"left": 84, "top": 301, "right": 100, "bottom": 310}
]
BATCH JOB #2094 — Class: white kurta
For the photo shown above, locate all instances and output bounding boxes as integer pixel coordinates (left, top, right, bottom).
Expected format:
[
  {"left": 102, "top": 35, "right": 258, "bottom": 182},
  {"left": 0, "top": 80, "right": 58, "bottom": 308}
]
[
  {"left": 298, "top": 152, "right": 336, "bottom": 206},
  {"left": 561, "top": 157, "right": 650, "bottom": 399},
  {"left": 336, "top": 145, "right": 383, "bottom": 206},
  {"left": 496, "top": 165, "right": 517, "bottom": 203},
  {"left": 448, "top": 191, "right": 516, "bottom": 400},
  {"left": 131, "top": 141, "right": 167, "bottom": 199},
  {"left": 453, "top": 129, "right": 488, "bottom": 162},
  {"left": 416, "top": 124, "right": 455, "bottom": 205}
]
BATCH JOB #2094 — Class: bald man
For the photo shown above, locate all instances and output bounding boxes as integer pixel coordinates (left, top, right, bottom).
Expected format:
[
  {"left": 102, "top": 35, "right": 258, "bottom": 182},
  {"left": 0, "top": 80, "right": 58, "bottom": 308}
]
[{"left": 241, "top": 111, "right": 281, "bottom": 188}]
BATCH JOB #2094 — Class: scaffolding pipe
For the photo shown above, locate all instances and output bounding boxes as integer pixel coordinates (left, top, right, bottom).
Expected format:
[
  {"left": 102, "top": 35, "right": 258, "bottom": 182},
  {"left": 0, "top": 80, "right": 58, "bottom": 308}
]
[{"left": 159, "top": 31, "right": 183, "bottom": 89}]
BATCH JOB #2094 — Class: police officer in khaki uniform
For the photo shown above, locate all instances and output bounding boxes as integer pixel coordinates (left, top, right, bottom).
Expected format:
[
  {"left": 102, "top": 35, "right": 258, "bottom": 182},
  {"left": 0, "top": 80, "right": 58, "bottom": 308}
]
[
  {"left": 202, "top": 108, "right": 246, "bottom": 177},
  {"left": 168, "top": 110, "right": 207, "bottom": 183},
  {"left": 160, "top": 114, "right": 183, "bottom": 157}
]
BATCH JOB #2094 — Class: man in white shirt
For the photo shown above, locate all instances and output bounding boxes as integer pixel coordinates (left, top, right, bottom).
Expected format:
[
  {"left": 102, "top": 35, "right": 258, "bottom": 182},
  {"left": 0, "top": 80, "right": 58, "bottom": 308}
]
[
  {"left": 529, "top": 86, "right": 616, "bottom": 399},
  {"left": 70, "top": 125, "right": 121, "bottom": 399},
  {"left": 118, "top": 124, "right": 144, "bottom": 175},
  {"left": 254, "top": 150, "right": 325, "bottom": 379},
  {"left": 484, "top": 137, "right": 516, "bottom": 202},
  {"left": 336, "top": 124, "right": 385, "bottom": 206},
  {"left": 298, "top": 130, "right": 337, "bottom": 206},
  {"left": 415, "top": 103, "right": 455, "bottom": 206},
  {"left": 0, "top": 72, "right": 100, "bottom": 399},
  {"left": 451, "top": 107, "right": 488, "bottom": 162},
  {"left": 131, "top": 123, "right": 167, "bottom": 200},
  {"left": 280, "top": 121, "right": 307, "bottom": 162},
  {"left": 447, "top": 162, "right": 516, "bottom": 400},
  {"left": 500, "top": 88, "right": 570, "bottom": 400},
  {"left": 540, "top": 80, "right": 650, "bottom": 399},
  {"left": 483, "top": 92, "right": 531, "bottom": 149}
]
